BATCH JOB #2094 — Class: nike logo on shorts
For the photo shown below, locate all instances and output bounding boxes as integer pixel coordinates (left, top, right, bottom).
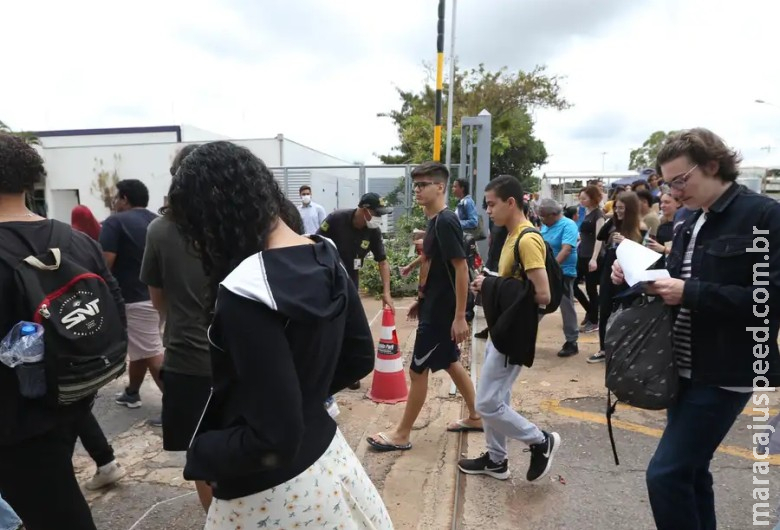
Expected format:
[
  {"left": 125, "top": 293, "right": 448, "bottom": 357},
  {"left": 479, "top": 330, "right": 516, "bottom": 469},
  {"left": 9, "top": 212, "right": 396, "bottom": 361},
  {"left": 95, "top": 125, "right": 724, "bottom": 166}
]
[{"left": 413, "top": 344, "right": 438, "bottom": 366}]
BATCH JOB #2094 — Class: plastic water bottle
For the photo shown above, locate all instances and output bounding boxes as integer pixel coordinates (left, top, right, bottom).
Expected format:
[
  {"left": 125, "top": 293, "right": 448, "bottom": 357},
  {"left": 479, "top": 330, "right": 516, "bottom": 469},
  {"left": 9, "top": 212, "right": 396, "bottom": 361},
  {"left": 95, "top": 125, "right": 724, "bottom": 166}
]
[{"left": 8, "top": 322, "right": 46, "bottom": 399}]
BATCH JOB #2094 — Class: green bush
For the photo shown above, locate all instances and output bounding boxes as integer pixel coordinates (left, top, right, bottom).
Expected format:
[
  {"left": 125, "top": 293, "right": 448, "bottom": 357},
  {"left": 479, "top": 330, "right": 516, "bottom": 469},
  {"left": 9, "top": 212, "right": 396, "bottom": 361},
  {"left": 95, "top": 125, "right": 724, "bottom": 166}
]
[{"left": 360, "top": 204, "right": 428, "bottom": 298}]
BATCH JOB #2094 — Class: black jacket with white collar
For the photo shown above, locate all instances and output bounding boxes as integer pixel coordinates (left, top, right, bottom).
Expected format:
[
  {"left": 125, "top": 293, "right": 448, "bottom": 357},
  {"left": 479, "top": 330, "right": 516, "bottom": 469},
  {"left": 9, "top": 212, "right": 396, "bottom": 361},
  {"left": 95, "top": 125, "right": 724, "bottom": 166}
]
[{"left": 183, "top": 236, "right": 375, "bottom": 499}]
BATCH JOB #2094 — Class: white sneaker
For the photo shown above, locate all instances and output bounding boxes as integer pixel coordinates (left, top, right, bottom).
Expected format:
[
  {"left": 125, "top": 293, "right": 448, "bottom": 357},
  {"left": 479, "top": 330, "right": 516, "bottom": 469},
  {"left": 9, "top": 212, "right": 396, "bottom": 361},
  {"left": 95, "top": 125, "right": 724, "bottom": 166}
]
[{"left": 84, "top": 461, "right": 125, "bottom": 490}]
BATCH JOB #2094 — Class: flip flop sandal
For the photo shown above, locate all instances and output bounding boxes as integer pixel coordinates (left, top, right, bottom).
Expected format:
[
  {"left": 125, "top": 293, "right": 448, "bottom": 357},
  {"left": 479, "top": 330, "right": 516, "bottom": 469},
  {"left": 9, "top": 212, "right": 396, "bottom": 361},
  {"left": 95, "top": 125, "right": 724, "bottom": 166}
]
[
  {"left": 446, "top": 419, "right": 484, "bottom": 432},
  {"left": 366, "top": 432, "right": 412, "bottom": 452}
]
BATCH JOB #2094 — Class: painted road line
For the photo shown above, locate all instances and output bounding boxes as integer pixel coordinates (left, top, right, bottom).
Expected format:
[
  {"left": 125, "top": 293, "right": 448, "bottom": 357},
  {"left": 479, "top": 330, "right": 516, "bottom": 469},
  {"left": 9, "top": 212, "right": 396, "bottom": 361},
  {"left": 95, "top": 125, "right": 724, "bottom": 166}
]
[
  {"left": 541, "top": 400, "right": 780, "bottom": 466},
  {"left": 615, "top": 401, "right": 777, "bottom": 419}
]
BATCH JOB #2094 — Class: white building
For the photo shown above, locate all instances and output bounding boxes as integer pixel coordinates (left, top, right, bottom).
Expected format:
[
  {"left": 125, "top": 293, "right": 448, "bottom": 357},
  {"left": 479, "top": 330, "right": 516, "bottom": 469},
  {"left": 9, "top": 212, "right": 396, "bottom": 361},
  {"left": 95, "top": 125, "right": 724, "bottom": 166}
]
[{"left": 33, "top": 125, "right": 360, "bottom": 223}]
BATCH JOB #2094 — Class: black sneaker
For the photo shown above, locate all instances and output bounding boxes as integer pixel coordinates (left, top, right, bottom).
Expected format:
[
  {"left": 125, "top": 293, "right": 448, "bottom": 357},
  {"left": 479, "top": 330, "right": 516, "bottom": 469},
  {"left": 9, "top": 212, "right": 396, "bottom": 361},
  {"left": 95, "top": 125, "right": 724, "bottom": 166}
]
[
  {"left": 457, "top": 452, "right": 510, "bottom": 480},
  {"left": 557, "top": 341, "right": 579, "bottom": 357},
  {"left": 525, "top": 431, "right": 561, "bottom": 482},
  {"left": 474, "top": 328, "right": 489, "bottom": 340},
  {"left": 115, "top": 388, "right": 142, "bottom": 408}
]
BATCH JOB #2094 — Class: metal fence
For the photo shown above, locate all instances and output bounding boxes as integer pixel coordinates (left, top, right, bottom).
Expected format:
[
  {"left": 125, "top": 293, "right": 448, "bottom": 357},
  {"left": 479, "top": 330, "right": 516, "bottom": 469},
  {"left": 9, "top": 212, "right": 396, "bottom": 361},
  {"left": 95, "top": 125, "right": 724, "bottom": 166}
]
[{"left": 269, "top": 164, "right": 467, "bottom": 233}]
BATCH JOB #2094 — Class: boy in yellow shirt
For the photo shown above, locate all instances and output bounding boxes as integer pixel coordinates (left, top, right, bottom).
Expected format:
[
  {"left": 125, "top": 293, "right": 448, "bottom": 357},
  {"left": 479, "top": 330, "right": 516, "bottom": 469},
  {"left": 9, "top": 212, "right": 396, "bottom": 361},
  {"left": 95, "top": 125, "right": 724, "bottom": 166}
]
[{"left": 458, "top": 175, "right": 561, "bottom": 483}]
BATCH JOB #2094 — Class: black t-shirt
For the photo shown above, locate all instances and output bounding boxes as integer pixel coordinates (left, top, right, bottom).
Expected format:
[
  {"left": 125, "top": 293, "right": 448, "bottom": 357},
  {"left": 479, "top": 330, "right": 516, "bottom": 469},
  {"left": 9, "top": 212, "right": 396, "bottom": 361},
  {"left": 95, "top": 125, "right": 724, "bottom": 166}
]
[
  {"left": 655, "top": 220, "right": 674, "bottom": 246},
  {"left": 578, "top": 208, "right": 605, "bottom": 259},
  {"left": 420, "top": 210, "right": 466, "bottom": 325},
  {"left": 0, "top": 220, "right": 124, "bottom": 445},
  {"left": 316, "top": 209, "right": 386, "bottom": 288},
  {"left": 99, "top": 208, "right": 158, "bottom": 304}
]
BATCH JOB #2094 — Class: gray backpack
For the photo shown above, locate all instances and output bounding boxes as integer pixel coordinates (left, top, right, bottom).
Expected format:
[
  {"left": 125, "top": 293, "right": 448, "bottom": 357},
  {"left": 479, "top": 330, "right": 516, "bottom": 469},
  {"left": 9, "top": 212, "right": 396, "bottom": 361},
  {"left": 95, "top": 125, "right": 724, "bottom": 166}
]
[{"left": 604, "top": 294, "right": 676, "bottom": 465}]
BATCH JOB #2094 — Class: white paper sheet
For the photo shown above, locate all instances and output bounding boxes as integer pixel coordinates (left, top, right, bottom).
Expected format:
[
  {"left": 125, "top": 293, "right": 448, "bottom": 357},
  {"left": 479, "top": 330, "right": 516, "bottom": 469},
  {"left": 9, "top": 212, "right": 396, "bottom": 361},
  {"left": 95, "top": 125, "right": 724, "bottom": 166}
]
[{"left": 615, "top": 239, "right": 671, "bottom": 286}]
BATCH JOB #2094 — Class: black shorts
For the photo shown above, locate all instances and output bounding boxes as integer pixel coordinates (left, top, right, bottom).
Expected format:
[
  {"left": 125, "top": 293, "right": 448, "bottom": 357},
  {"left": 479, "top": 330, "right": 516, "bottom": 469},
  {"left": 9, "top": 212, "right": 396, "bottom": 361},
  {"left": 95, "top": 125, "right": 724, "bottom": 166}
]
[
  {"left": 161, "top": 370, "right": 212, "bottom": 452},
  {"left": 409, "top": 321, "right": 460, "bottom": 374}
]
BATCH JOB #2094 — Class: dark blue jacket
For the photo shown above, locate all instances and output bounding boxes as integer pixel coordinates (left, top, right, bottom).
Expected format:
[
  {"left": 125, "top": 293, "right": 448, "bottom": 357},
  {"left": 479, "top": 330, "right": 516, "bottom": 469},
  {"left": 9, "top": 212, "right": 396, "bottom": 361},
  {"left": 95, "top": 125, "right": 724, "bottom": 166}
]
[{"left": 665, "top": 183, "right": 780, "bottom": 387}]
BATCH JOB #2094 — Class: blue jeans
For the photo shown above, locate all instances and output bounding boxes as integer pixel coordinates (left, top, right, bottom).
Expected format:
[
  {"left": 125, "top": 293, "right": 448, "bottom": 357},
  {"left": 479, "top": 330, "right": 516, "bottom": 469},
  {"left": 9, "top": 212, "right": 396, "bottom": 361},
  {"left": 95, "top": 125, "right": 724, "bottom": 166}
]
[
  {"left": 0, "top": 494, "right": 20, "bottom": 530},
  {"left": 646, "top": 378, "right": 751, "bottom": 530}
]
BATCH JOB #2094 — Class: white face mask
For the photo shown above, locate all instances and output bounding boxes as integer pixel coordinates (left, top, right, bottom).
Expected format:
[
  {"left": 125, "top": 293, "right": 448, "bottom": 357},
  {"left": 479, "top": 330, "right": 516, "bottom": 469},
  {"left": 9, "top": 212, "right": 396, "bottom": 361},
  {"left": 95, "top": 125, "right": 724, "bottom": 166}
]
[
  {"left": 366, "top": 215, "right": 382, "bottom": 229},
  {"left": 301, "top": 195, "right": 312, "bottom": 205}
]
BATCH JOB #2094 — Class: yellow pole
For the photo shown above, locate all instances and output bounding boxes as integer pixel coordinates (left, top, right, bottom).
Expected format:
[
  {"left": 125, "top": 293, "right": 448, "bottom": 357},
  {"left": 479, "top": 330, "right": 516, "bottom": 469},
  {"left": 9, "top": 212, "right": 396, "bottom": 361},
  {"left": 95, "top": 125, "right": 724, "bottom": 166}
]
[{"left": 434, "top": 0, "right": 445, "bottom": 161}]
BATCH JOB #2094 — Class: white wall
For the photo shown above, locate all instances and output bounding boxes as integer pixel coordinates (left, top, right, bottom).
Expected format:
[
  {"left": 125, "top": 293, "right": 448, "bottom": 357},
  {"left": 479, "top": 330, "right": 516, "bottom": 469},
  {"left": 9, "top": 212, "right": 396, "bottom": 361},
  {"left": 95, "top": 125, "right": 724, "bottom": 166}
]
[
  {"left": 43, "top": 142, "right": 178, "bottom": 222},
  {"left": 281, "top": 138, "right": 350, "bottom": 166},
  {"left": 40, "top": 132, "right": 357, "bottom": 222},
  {"left": 179, "top": 125, "right": 231, "bottom": 142}
]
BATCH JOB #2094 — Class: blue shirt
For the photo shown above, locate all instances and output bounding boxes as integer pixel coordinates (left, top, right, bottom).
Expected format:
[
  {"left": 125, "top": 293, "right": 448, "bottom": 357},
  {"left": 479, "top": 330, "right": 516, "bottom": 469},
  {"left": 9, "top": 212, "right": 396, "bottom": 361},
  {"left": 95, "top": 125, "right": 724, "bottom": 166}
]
[
  {"left": 298, "top": 201, "right": 327, "bottom": 235},
  {"left": 577, "top": 205, "right": 586, "bottom": 227},
  {"left": 456, "top": 195, "right": 478, "bottom": 229},
  {"left": 541, "top": 216, "right": 579, "bottom": 278}
]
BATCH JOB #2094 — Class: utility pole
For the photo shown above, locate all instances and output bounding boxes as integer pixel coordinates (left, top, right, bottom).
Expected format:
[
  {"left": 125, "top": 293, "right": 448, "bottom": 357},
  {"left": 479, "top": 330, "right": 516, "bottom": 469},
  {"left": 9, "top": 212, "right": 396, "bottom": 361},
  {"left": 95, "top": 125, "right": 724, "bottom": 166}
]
[
  {"left": 444, "top": 0, "right": 458, "bottom": 175},
  {"left": 433, "top": 0, "right": 445, "bottom": 161}
]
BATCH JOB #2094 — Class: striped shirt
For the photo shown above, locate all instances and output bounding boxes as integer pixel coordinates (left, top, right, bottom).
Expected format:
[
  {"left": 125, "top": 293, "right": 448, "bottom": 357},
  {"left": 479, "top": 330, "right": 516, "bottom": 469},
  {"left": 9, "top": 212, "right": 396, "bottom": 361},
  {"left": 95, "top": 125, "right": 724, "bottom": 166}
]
[
  {"left": 673, "top": 213, "right": 752, "bottom": 392},
  {"left": 672, "top": 214, "right": 705, "bottom": 375}
]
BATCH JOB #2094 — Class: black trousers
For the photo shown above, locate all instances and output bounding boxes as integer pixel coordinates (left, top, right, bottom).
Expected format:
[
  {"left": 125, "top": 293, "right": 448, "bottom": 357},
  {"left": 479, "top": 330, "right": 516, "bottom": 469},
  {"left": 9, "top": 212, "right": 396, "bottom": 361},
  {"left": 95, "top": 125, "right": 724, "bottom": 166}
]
[
  {"left": 573, "top": 255, "right": 600, "bottom": 324},
  {"left": 598, "top": 258, "right": 628, "bottom": 351},
  {"left": 78, "top": 411, "right": 114, "bottom": 468},
  {"left": 0, "top": 408, "right": 97, "bottom": 530}
]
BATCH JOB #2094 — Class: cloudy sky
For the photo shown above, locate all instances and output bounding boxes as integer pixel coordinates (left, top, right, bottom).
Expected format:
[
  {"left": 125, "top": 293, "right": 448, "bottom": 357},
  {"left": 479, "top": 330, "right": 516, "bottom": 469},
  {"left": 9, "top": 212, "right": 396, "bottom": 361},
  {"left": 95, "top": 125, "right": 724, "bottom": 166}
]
[{"left": 2, "top": 0, "right": 780, "bottom": 172}]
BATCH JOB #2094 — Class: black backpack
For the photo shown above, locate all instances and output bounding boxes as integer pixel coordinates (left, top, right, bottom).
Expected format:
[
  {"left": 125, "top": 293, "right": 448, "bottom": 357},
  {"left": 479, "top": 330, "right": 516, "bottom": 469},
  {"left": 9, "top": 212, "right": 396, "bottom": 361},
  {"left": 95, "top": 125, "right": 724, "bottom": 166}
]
[
  {"left": 0, "top": 221, "right": 127, "bottom": 407},
  {"left": 513, "top": 228, "right": 564, "bottom": 314},
  {"left": 603, "top": 294, "right": 676, "bottom": 465}
]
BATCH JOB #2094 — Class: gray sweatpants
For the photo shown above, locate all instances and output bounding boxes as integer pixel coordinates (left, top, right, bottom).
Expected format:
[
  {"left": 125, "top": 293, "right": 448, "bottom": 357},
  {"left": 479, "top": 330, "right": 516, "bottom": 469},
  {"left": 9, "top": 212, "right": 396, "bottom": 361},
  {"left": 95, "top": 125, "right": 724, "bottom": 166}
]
[
  {"left": 537, "top": 276, "right": 578, "bottom": 344},
  {"left": 560, "top": 276, "right": 579, "bottom": 343},
  {"left": 477, "top": 341, "right": 545, "bottom": 463}
]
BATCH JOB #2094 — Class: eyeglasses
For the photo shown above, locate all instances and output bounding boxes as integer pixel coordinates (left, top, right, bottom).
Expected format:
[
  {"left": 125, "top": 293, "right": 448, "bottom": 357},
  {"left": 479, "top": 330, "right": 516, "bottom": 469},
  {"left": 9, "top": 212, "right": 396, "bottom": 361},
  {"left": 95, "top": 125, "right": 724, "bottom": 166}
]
[
  {"left": 668, "top": 165, "right": 698, "bottom": 190},
  {"left": 412, "top": 181, "right": 436, "bottom": 190}
]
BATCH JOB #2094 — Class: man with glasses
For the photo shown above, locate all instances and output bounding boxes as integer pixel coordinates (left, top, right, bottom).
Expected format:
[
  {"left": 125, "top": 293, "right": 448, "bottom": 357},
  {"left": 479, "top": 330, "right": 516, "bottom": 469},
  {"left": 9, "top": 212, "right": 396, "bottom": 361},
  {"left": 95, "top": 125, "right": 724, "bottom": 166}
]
[
  {"left": 612, "top": 128, "right": 780, "bottom": 529},
  {"left": 100, "top": 180, "right": 163, "bottom": 411},
  {"left": 367, "top": 162, "right": 482, "bottom": 452}
]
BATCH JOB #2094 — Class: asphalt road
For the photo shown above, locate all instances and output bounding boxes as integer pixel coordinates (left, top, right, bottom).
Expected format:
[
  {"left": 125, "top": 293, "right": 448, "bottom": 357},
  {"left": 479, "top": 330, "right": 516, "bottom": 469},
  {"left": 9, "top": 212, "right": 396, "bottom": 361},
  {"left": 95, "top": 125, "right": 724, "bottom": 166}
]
[{"left": 75, "top": 298, "right": 780, "bottom": 530}]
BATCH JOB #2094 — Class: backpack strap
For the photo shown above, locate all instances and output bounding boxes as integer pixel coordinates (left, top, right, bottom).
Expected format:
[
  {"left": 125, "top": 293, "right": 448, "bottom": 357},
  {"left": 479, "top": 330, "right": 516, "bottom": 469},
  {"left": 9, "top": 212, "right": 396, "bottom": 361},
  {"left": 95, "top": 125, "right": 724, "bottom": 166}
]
[
  {"left": 606, "top": 390, "right": 620, "bottom": 466},
  {"left": 512, "top": 227, "right": 541, "bottom": 279},
  {"left": 49, "top": 220, "right": 73, "bottom": 254}
]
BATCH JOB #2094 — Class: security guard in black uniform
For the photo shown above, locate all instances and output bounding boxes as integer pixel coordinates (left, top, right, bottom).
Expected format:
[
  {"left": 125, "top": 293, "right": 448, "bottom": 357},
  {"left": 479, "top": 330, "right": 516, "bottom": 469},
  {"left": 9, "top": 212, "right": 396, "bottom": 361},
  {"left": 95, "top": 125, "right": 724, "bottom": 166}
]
[{"left": 318, "top": 193, "right": 395, "bottom": 389}]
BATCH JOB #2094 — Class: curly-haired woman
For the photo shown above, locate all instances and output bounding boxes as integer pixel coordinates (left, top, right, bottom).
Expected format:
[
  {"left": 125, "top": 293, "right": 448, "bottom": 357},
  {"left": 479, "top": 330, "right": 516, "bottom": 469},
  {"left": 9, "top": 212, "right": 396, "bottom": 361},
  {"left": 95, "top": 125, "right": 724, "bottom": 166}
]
[{"left": 171, "top": 141, "right": 393, "bottom": 530}]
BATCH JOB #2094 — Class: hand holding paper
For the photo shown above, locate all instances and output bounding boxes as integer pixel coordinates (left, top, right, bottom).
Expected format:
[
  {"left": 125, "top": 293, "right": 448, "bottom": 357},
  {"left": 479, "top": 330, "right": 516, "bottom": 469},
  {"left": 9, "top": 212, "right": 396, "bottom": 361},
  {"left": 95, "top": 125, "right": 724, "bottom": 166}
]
[{"left": 615, "top": 239, "right": 670, "bottom": 286}]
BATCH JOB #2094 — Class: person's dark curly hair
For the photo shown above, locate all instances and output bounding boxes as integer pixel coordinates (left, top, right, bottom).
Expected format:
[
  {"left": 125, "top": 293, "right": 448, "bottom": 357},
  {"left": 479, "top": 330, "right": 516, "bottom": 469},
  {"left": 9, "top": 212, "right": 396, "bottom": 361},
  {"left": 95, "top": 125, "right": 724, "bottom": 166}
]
[
  {"left": 116, "top": 179, "right": 150, "bottom": 208},
  {"left": 168, "top": 141, "right": 286, "bottom": 304},
  {"left": 0, "top": 133, "right": 46, "bottom": 194}
]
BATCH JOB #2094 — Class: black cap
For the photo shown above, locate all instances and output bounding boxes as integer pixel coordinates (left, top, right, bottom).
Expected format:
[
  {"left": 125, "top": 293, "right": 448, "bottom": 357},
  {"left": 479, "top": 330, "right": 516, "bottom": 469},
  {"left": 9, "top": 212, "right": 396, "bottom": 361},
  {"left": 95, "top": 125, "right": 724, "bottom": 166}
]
[{"left": 359, "top": 192, "right": 393, "bottom": 216}]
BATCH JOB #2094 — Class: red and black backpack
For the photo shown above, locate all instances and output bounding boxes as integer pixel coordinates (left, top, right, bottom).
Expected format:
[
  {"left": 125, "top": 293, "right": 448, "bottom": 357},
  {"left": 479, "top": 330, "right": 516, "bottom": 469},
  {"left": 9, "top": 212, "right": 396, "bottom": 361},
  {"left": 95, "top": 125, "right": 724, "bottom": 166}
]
[{"left": 0, "top": 221, "right": 126, "bottom": 406}]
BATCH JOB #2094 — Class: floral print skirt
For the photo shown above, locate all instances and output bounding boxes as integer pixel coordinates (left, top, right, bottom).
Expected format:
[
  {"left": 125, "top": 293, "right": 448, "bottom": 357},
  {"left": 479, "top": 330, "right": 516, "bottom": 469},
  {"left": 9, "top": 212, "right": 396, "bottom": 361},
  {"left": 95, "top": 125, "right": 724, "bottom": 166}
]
[{"left": 205, "top": 428, "right": 394, "bottom": 530}]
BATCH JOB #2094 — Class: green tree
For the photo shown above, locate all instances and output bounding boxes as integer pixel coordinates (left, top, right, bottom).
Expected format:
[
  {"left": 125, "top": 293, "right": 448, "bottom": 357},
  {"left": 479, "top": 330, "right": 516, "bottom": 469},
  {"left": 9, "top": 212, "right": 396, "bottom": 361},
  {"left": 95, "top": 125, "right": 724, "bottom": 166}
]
[
  {"left": 377, "top": 64, "right": 571, "bottom": 190},
  {"left": 628, "top": 130, "right": 677, "bottom": 170},
  {"left": 0, "top": 119, "right": 40, "bottom": 145}
]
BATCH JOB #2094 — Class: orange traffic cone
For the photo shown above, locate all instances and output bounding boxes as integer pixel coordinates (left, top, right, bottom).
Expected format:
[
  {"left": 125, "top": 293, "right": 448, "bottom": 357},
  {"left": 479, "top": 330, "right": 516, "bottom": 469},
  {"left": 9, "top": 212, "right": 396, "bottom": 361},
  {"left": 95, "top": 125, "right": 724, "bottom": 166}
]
[{"left": 367, "top": 307, "right": 408, "bottom": 404}]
